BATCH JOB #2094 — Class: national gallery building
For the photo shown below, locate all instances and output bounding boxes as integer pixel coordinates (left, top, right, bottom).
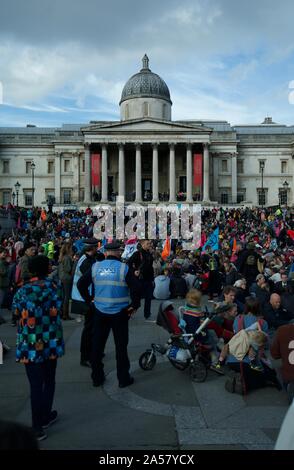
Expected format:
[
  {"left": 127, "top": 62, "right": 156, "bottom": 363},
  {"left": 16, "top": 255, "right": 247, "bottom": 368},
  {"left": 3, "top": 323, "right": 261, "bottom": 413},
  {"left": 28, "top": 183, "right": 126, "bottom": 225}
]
[{"left": 0, "top": 55, "right": 293, "bottom": 208}]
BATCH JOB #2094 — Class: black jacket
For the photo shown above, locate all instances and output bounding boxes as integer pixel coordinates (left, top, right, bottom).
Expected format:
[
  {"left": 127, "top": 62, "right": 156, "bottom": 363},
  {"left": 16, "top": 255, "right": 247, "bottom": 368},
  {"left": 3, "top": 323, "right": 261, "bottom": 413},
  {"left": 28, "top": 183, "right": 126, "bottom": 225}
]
[
  {"left": 128, "top": 249, "right": 154, "bottom": 281},
  {"left": 273, "top": 281, "right": 294, "bottom": 296},
  {"left": 263, "top": 302, "right": 294, "bottom": 329}
]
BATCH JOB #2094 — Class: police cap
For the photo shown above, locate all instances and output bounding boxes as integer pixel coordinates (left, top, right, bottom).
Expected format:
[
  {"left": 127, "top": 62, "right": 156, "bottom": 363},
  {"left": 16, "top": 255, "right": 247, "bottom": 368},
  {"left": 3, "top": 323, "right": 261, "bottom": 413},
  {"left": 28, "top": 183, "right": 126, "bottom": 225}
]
[
  {"left": 82, "top": 238, "right": 98, "bottom": 247},
  {"left": 104, "top": 240, "right": 122, "bottom": 250}
]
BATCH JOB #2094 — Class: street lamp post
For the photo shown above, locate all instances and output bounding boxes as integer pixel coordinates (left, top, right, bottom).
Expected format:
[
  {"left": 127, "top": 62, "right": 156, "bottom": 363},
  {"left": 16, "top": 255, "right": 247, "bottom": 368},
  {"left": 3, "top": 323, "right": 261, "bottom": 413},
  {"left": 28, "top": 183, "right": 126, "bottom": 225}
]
[
  {"left": 12, "top": 192, "right": 15, "bottom": 206},
  {"left": 282, "top": 180, "right": 289, "bottom": 206},
  {"left": 31, "top": 162, "right": 36, "bottom": 208},
  {"left": 14, "top": 181, "right": 21, "bottom": 207},
  {"left": 260, "top": 161, "right": 265, "bottom": 208}
]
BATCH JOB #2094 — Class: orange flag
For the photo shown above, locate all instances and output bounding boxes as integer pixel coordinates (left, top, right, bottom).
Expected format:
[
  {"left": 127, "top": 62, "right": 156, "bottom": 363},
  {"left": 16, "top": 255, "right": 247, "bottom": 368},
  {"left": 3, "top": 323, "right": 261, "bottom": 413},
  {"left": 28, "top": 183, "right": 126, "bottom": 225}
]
[
  {"left": 232, "top": 238, "right": 237, "bottom": 253},
  {"left": 161, "top": 238, "right": 171, "bottom": 260}
]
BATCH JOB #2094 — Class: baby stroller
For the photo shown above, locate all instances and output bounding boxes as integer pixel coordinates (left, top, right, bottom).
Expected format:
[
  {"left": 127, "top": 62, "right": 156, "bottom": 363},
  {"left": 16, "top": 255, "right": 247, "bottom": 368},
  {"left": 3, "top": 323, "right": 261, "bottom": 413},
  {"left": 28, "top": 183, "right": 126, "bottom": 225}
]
[{"left": 138, "top": 302, "right": 213, "bottom": 382}]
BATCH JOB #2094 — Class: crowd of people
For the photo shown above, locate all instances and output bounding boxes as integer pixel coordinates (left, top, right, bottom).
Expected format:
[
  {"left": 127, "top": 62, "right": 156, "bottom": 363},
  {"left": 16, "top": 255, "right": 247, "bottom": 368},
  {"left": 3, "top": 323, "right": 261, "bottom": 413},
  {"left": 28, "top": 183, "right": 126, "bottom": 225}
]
[{"left": 0, "top": 204, "right": 294, "bottom": 442}]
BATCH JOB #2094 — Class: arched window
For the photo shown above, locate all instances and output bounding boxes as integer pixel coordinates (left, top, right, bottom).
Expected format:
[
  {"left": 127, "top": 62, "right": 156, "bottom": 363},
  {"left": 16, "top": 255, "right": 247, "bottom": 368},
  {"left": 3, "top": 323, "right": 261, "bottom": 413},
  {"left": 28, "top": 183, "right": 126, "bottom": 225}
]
[{"left": 143, "top": 102, "right": 149, "bottom": 117}]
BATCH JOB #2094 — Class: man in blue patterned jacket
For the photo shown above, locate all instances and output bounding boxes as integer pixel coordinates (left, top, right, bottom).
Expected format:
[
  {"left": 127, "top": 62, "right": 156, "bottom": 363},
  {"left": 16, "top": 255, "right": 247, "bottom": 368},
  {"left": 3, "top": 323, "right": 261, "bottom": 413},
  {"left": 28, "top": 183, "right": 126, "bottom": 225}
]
[{"left": 12, "top": 255, "right": 64, "bottom": 442}]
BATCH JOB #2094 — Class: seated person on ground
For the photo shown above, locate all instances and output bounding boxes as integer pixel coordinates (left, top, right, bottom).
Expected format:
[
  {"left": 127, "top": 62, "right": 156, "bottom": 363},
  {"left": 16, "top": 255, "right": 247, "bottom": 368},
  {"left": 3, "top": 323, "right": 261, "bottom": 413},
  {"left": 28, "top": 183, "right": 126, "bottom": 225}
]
[{"left": 270, "top": 323, "right": 294, "bottom": 404}]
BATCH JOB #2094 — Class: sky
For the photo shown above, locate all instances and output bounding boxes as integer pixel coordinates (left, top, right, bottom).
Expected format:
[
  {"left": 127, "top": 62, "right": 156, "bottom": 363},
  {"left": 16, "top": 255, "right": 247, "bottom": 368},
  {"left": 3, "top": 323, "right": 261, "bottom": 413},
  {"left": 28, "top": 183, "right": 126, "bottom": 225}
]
[{"left": 0, "top": 0, "right": 294, "bottom": 127}]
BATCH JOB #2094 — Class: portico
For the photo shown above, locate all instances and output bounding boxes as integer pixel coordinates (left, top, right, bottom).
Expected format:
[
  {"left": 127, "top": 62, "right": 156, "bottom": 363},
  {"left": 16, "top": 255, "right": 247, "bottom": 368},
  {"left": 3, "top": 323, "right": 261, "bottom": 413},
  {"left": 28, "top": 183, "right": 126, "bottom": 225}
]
[{"left": 82, "top": 119, "right": 213, "bottom": 204}]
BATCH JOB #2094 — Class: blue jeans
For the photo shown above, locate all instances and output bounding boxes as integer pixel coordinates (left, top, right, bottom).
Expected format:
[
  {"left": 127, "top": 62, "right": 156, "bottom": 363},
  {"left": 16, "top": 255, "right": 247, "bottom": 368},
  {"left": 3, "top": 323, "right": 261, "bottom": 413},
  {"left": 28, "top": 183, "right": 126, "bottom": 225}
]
[{"left": 25, "top": 359, "right": 57, "bottom": 430}]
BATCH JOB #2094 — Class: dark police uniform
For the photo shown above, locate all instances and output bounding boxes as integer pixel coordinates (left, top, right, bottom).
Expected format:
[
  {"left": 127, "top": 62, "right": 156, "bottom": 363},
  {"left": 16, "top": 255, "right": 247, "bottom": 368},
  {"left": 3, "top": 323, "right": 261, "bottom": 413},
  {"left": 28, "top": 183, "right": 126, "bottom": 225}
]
[
  {"left": 71, "top": 238, "right": 103, "bottom": 366},
  {"left": 78, "top": 241, "right": 141, "bottom": 387}
]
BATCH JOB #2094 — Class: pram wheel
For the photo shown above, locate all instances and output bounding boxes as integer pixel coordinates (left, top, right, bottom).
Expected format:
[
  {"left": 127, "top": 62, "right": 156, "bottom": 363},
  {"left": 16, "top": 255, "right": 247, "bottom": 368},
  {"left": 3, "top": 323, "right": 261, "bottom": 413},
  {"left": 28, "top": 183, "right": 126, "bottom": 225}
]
[
  {"left": 189, "top": 360, "right": 207, "bottom": 383},
  {"left": 139, "top": 351, "right": 156, "bottom": 371}
]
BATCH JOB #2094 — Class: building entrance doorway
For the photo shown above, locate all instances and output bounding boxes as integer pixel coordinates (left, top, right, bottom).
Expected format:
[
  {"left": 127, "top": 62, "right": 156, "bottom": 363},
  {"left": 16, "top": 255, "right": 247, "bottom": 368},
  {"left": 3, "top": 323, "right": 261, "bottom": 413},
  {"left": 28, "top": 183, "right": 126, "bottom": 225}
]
[{"left": 142, "top": 178, "right": 152, "bottom": 201}]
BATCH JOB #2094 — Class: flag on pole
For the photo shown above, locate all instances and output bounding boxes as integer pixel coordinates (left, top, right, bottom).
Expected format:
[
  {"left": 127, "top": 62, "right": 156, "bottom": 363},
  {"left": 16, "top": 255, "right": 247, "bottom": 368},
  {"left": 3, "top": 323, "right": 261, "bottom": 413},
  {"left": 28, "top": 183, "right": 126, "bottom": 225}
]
[
  {"left": 122, "top": 237, "right": 138, "bottom": 260},
  {"left": 232, "top": 238, "right": 237, "bottom": 253},
  {"left": 202, "top": 227, "right": 219, "bottom": 252},
  {"left": 287, "top": 230, "right": 294, "bottom": 241},
  {"left": 200, "top": 232, "right": 207, "bottom": 247},
  {"left": 161, "top": 237, "right": 171, "bottom": 260}
]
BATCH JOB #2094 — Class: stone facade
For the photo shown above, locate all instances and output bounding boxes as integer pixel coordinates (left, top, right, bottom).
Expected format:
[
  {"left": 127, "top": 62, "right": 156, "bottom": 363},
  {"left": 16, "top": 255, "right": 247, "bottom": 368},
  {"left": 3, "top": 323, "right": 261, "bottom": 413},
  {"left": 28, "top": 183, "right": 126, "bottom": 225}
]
[{"left": 0, "top": 57, "right": 293, "bottom": 208}]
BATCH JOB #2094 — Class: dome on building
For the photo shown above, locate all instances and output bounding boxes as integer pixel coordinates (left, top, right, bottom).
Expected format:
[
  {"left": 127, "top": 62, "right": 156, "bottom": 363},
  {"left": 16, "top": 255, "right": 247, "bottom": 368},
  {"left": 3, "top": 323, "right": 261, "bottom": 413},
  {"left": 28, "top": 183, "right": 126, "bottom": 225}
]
[{"left": 120, "top": 55, "right": 172, "bottom": 105}]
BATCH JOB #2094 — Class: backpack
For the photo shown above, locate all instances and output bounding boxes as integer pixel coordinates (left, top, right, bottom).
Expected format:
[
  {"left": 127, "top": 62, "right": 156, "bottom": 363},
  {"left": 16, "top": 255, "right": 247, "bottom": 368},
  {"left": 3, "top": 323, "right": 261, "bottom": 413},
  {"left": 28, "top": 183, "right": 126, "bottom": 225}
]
[
  {"left": 246, "top": 254, "right": 256, "bottom": 266},
  {"left": 209, "top": 256, "right": 217, "bottom": 271},
  {"left": 236, "top": 315, "right": 265, "bottom": 332}
]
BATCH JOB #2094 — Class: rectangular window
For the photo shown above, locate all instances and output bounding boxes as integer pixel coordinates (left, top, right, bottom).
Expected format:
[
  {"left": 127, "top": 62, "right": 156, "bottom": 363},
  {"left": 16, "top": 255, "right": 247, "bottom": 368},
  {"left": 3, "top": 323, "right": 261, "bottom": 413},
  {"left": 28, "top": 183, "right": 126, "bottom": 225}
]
[
  {"left": 64, "top": 159, "right": 71, "bottom": 172},
  {"left": 63, "top": 189, "right": 72, "bottom": 204},
  {"left": 45, "top": 190, "right": 55, "bottom": 204},
  {"left": 237, "top": 160, "right": 244, "bottom": 174},
  {"left": 221, "top": 193, "right": 228, "bottom": 204},
  {"left": 257, "top": 189, "right": 267, "bottom": 206},
  {"left": 26, "top": 161, "right": 32, "bottom": 174},
  {"left": 221, "top": 160, "right": 228, "bottom": 172},
  {"left": 237, "top": 192, "right": 246, "bottom": 203},
  {"left": 3, "top": 160, "right": 9, "bottom": 174},
  {"left": 3, "top": 191, "right": 11, "bottom": 205},
  {"left": 48, "top": 161, "right": 54, "bottom": 174},
  {"left": 281, "top": 161, "right": 287, "bottom": 174},
  {"left": 82, "top": 159, "right": 85, "bottom": 173},
  {"left": 24, "top": 192, "right": 32, "bottom": 206},
  {"left": 279, "top": 188, "right": 288, "bottom": 205}
]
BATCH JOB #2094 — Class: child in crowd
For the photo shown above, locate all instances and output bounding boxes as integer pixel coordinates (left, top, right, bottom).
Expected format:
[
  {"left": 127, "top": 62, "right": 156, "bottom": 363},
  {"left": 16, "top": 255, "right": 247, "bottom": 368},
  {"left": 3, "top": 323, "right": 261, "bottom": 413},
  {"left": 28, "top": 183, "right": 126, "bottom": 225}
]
[{"left": 182, "top": 289, "right": 204, "bottom": 334}]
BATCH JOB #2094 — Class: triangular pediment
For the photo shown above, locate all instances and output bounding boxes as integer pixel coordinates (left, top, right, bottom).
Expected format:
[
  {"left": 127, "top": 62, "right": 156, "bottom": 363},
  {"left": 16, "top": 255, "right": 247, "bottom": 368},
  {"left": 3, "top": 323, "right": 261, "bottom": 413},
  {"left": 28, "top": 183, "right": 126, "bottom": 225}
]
[{"left": 81, "top": 118, "right": 212, "bottom": 134}]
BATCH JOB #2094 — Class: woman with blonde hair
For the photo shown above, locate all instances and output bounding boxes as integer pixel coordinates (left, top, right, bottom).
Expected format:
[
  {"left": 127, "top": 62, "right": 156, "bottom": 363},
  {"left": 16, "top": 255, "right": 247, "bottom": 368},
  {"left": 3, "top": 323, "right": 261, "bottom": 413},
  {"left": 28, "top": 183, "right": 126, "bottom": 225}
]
[{"left": 58, "top": 241, "right": 74, "bottom": 320}]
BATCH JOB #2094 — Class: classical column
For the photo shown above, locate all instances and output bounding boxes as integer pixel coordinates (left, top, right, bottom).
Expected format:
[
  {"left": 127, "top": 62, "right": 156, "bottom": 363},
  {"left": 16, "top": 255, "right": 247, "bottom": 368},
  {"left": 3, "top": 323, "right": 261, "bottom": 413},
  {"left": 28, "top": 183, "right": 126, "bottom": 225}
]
[
  {"left": 54, "top": 152, "right": 61, "bottom": 204},
  {"left": 84, "top": 143, "right": 91, "bottom": 203},
  {"left": 231, "top": 152, "right": 237, "bottom": 204},
  {"left": 186, "top": 143, "right": 193, "bottom": 202},
  {"left": 72, "top": 151, "right": 80, "bottom": 202},
  {"left": 152, "top": 142, "right": 159, "bottom": 202},
  {"left": 101, "top": 143, "right": 108, "bottom": 202},
  {"left": 202, "top": 143, "right": 210, "bottom": 202},
  {"left": 135, "top": 143, "right": 142, "bottom": 202},
  {"left": 169, "top": 142, "right": 176, "bottom": 202},
  {"left": 118, "top": 143, "right": 125, "bottom": 199}
]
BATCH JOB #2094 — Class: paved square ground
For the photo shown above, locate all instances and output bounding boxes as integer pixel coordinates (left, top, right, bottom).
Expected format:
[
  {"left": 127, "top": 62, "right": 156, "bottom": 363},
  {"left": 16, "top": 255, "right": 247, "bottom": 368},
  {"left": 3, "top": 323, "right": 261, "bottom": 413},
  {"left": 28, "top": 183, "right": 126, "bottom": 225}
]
[{"left": 0, "top": 299, "right": 289, "bottom": 450}]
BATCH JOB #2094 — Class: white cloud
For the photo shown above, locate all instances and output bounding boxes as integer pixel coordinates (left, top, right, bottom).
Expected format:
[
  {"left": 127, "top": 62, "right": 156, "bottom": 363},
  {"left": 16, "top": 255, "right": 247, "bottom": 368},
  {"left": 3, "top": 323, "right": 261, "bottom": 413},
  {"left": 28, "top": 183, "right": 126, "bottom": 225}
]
[{"left": 0, "top": 0, "right": 294, "bottom": 125}]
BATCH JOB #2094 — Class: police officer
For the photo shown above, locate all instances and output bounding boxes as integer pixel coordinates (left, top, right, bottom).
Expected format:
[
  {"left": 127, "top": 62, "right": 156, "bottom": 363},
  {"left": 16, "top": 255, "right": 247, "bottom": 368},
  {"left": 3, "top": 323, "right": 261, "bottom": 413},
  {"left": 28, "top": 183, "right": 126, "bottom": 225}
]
[
  {"left": 71, "top": 238, "right": 104, "bottom": 367},
  {"left": 77, "top": 240, "right": 141, "bottom": 387}
]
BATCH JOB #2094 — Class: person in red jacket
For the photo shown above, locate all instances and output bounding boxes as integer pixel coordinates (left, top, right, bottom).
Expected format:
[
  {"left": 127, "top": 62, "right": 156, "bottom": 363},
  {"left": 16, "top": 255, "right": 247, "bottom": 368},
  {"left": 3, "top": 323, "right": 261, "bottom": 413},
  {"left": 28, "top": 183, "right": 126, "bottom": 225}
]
[
  {"left": 270, "top": 324, "right": 294, "bottom": 404},
  {"left": 207, "top": 302, "right": 237, "bottom": 369},
  {"left": 208, "top": 302, "right": 237, "bottom": 342}
]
